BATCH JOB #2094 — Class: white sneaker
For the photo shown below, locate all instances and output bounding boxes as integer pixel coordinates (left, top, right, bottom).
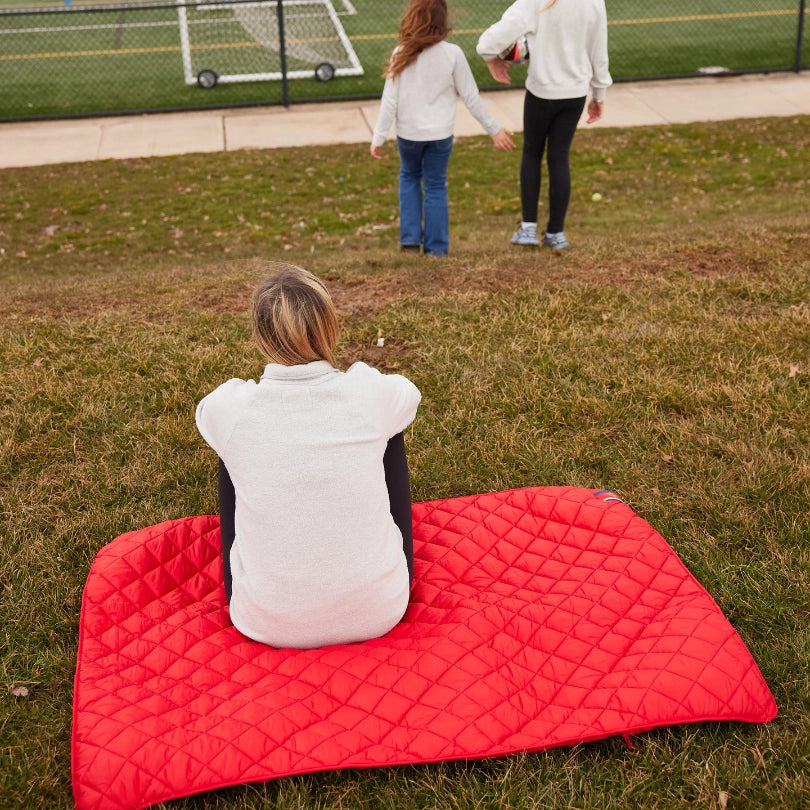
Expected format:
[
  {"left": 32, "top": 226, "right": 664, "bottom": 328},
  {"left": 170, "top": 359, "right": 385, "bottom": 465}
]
[
  {"left": 511, "top": 225, "right": 539, "bottom": 246},
  {"left": 543, "top": 231, "right": 569, "bottom": 250}
]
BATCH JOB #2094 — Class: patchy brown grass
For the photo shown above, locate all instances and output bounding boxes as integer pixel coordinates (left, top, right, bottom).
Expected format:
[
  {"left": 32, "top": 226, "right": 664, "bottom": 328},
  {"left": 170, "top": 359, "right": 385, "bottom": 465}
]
[{"left": 1, "top": 116, "right": 809, "bottom": 810}]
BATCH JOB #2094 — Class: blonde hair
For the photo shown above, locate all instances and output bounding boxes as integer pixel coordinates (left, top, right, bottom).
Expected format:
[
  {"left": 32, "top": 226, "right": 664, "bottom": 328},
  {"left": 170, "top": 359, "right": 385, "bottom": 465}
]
[{"left": 252, "top": 264, "right": 339, "bottom": 367}]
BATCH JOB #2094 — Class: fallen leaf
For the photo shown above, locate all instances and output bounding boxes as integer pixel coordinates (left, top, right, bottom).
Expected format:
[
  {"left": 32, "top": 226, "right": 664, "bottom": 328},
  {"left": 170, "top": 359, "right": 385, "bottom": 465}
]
[
  {"left": 789, "top": 364, "right": 800, "bottom": 378},
  {"left": 718, "top": 790, "right": 729, "bottom": 809}
]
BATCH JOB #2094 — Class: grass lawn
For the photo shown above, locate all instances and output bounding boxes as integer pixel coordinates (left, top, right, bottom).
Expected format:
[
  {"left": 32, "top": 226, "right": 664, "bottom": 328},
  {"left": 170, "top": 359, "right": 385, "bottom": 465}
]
[{"left": 1, "top": 113, "right": 809, "bottom": 808}]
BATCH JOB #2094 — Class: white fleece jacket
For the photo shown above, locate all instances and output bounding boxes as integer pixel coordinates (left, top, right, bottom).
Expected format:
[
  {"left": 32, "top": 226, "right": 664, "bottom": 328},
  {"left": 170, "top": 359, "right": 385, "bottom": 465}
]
[
  {"left": 477, "top": 0, "right": 612, "bottom": 102},
  {"left": 372, "top": 40, "right": 502, "bottom": 146},
  {"left": 196, "top": 360, "right": 421, "bottom": 649}
]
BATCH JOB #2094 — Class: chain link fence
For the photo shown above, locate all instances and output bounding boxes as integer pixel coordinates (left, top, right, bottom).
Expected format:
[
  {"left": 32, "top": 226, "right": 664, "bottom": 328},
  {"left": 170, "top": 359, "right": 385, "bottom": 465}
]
[{"left": 1, "top": 0, "right": 807, "bottom": 121}]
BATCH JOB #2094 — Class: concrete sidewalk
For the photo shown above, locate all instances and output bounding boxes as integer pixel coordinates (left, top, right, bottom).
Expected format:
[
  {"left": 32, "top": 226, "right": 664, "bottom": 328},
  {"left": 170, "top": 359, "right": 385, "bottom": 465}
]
[{"left": 1, "top": 72, "right": 808, "bottom": 170}]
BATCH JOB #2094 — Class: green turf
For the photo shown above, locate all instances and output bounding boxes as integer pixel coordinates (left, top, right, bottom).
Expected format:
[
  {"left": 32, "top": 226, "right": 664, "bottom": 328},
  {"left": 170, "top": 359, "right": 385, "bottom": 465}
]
[{"left": 0, "top": 0, "right": 806, "bottom": 118}]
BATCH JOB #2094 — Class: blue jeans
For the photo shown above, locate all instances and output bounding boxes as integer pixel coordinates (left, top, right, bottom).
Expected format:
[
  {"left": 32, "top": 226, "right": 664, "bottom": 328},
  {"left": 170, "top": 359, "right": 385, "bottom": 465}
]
[{"left": 397, "top": 135, "right": 453, "bottom": 256}]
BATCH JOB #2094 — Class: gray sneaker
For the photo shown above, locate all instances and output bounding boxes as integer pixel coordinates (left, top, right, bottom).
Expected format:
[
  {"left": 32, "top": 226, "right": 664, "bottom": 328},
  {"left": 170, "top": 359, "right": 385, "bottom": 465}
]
[
  {"left": 543, "top": 231, "right": 569, "bottom": 250},
  {"left": 511, "top": 225, "right": 539, "bottom": 246}
]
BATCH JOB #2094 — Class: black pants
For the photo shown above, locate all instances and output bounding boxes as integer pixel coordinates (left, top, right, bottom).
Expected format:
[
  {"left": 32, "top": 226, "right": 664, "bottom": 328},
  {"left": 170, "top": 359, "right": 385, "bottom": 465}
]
[
  {"left": 520, "top": 92, "right": 586, "bottom": 232},
  {"left": 217, "top": 432, "right": 414, "bottom": 603}
]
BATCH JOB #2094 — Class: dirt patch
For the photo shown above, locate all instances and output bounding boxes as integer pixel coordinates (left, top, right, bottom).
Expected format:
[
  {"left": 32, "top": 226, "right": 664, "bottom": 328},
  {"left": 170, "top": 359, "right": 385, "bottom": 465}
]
[
  {"left": 323, "top": 256, "right": 549, "bottom": 319},
  {"left": 190, "top": 283, "right": 254, "bottom": 315},
  {"left": 651, "top": 247, "right": 767, "bottom": 278},
  {"left": 2, "top": 240, "right": 796, "bottom": 326}
]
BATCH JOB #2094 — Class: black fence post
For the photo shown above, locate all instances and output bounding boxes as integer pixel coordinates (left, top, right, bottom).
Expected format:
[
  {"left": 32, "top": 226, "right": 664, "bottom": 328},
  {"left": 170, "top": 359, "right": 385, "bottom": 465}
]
[
  {"left": 796, "top": 0, "right": 807, "bottom": 72},
  {"left": 277, "top": 0, "right": 290, "bottom": 107}
]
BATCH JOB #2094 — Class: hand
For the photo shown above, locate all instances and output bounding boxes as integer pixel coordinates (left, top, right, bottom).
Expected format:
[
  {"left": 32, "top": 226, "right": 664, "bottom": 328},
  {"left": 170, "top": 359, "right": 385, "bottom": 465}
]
[
  {"left": 586, "top": 99, "right": 603, "bottom": 124},
  {"left": 491, "top": 128, "right": 516, "bottom": 152},
  {"left": 485, "top": 58, "right": 512, "bottom": 85},
  {"left": 370, "top": 144, "right": 383, "bottom": 159}
]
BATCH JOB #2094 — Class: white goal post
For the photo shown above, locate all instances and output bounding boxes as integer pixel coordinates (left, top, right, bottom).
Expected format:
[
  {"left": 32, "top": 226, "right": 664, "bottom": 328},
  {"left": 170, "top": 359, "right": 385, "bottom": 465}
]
[{"left": 177, "top": 0, "right": 363, "bottom": 87}]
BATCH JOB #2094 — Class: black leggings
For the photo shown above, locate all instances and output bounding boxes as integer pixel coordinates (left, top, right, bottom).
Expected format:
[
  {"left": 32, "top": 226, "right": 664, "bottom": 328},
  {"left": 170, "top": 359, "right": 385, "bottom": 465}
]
[
  {"left": 217, "top": 432, "right": 414, "bottom": 603},
  {"left": 520, "top": 92, "right": 586, "bottom": 233}
]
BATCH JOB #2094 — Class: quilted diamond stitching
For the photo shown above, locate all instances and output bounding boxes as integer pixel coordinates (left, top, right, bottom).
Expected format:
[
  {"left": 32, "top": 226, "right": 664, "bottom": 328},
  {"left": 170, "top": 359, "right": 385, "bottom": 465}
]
[{"left": 72, "top": 488, "right": 776, "bottom": 810}]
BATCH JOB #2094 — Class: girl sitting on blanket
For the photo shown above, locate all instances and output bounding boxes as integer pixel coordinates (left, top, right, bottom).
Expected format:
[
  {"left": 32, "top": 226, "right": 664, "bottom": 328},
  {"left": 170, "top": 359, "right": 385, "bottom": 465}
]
[{"left": 196, "top": 264, "right": 421, "bottom": 649}]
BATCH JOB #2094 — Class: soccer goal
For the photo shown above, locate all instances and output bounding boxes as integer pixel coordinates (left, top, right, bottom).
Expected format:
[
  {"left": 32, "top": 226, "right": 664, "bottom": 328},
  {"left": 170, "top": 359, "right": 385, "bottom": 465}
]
[{"left": 177, "top": 0, "right": 363, "bottom": 88}]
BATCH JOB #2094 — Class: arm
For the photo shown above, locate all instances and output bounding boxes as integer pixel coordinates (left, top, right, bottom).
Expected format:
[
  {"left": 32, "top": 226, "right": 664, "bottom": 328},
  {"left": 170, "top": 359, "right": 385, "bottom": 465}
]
[
  {"left": 476, "top": 0, "right": 535, "bottom": 62},
  {"left": 195, "top": 379, "right": 246, "bottom": 454},
  {"left": 491, "top": 128, "right": 516, "bottom": 152},
  {"left": 348, "top": 363, "right": 421, "bottom": 435},
  {"left": 587, "top": 3, "right": 612, "bottom": 106},
  {"left": 484, "top": 57, "right": 513, "bottom": 86},
  {"left": 585, "top": 99, "right": 603, "bottom": 124},
  {"left": 370, "top": 75, "right": 398, "bottom": 156},
  {"left": 385, "top": 374, "right": 421, "bottom": 434},
  {"left": 451, "top": 48, "right": 514, "bottom": 151}
]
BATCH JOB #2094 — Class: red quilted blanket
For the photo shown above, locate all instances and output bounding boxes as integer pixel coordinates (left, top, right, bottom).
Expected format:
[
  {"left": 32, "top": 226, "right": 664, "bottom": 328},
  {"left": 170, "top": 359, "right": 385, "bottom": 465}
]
[{"left": 72, "top": 487, "right": 776, "bottom": 810}]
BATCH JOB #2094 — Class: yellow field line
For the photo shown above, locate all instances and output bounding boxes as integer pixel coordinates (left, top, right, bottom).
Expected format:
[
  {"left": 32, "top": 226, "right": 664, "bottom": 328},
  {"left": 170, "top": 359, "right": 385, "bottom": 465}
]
[
  {"left": 609, "top": 9, "right": 799, "bottom": 24},
  {"left": 0, "top": 38, "right": 331, "bottom": 59},
  {"left": 1, "top": 44, "right": 177, "bottom": 58}
]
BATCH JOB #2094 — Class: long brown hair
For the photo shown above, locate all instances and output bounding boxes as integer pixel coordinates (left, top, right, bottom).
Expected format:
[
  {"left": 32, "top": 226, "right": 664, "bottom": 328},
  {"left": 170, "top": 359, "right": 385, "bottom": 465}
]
[{"left": 385, "top": 0, "right": 449, "bottom": 79}]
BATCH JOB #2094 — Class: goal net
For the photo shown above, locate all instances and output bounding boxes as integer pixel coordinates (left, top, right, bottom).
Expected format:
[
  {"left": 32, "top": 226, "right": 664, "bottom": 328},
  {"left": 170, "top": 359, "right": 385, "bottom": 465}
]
[{"left": 178, "top": 0, "right": 363, "bottom": 86}]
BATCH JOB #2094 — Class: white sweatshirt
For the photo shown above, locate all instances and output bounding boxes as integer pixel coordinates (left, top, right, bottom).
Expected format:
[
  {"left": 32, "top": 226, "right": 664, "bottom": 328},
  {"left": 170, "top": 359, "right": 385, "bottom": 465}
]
[
  {"left": 477, "top": 0, "right": 612, "bottom": 102},
  {"left": 372, "top": 40, "right": 502, "bottom": 146},
  {"left": 196, "top": 360, "right": 421, "bottom": 649}
]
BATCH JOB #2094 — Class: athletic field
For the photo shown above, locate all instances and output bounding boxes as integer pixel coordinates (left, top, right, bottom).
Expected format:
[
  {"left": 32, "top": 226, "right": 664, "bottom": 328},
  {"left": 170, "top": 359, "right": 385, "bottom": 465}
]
[{"left": 0, "top": 0, "right": 806, "bottom": 119}]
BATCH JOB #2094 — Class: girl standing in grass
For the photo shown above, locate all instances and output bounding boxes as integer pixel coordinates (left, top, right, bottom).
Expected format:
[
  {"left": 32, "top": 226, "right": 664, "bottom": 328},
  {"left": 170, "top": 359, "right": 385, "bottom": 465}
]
[
  {"left": 196, "top": 264, "right": 420, "bottom": 649},
  {"left": 370, "top": 0, "right": 515, "bottom": 257},
  {"left": 477, "top": 0, "right": 612, "bottom": 250}
]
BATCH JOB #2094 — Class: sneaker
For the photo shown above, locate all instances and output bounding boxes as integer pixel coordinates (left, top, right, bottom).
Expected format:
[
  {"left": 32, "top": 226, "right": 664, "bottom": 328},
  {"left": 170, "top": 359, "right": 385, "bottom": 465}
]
[
  {"left": 511, "top": 225, "right": 539, "bottom": 246},
  {"left": 543, "top": 231, "right": 569, "bottom": 250}
]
